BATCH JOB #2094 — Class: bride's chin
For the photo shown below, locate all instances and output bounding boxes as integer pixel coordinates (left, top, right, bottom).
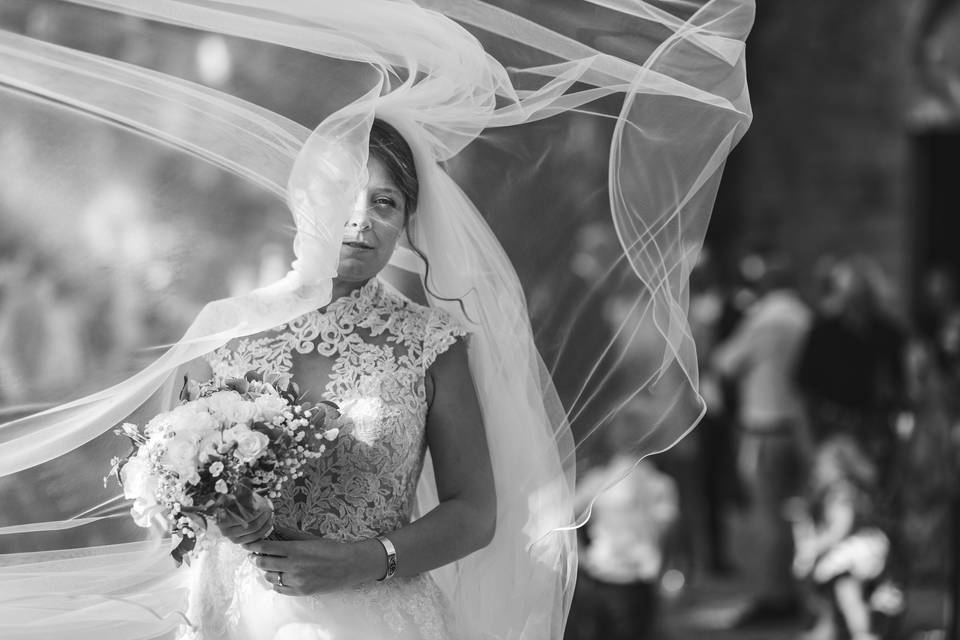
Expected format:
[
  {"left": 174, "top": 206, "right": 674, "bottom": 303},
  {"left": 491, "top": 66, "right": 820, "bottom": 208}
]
[{"left": 335, "top": 261, "right": 381, "bottom": 284}]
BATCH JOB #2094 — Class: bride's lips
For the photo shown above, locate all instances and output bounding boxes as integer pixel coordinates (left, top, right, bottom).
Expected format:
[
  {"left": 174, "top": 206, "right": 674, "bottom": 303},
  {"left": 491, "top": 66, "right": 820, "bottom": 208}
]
[{"left": 342, "top": 240, "right": 375, "bottom": 251}]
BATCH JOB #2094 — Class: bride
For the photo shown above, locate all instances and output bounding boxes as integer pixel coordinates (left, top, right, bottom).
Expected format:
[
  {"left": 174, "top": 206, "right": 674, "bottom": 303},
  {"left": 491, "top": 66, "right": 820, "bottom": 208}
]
[
  {"left": 188, "top": 119, "right": 494, "bottom": 639},
  {"left": 0, "top": 1, "right": 752, "bottom": 639}
]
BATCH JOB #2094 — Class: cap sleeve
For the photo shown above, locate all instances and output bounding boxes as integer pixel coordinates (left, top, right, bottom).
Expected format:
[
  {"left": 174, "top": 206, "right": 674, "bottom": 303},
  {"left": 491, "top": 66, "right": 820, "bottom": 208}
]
[{"left": 420, "top": 307, "right": 469, "bottom": 372}]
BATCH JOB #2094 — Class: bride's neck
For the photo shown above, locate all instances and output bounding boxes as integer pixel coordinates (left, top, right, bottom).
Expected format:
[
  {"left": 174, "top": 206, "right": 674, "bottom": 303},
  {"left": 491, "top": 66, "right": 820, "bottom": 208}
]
[{"left": 329, "top": 277, "right": 370, "bottom": 302}]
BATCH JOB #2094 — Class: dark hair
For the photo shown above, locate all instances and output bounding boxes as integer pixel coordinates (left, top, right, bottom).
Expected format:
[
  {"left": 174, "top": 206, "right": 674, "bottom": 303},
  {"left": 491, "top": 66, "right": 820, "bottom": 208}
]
[
  {"left": 369, "top": 118, "right": 470, "bottom": 317},
  {"left": 369, "top": 119, "right": 419, "bottom": 217}
]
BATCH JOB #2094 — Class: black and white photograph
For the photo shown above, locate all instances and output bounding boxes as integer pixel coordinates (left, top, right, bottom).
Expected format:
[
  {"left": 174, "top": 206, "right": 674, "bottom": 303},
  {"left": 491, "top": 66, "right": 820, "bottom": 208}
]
[{"left": 0, "top": 1, "right": 958, "bottom": 639}]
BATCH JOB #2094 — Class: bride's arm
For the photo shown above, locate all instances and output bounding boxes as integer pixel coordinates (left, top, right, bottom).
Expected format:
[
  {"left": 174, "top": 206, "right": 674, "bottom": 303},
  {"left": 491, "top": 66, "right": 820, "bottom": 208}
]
[
  {"left": 379, "top": 337, "right": 497, "bottom": 571},
  {"left": 245, "top": 338, "right": 497, "bottom": 593}
]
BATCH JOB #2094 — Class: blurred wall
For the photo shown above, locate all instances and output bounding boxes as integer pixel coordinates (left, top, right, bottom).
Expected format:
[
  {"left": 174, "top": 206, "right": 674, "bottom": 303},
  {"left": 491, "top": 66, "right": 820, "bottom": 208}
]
[{"left": 720, "top": 0, "right": 914, "bottom": 307}]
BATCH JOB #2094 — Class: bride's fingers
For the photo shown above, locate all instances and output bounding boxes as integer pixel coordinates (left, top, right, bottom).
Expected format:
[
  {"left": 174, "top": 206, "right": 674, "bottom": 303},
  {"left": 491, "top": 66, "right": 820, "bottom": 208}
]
[
  {"left": 253, "top": 554, "right": 290, "bottom": 572},
  {"left": 231, "top": 524, "right": 274, "bottom": 546},
  {"left": 243, "top": 540, "right": 289, "bottom": 556}
]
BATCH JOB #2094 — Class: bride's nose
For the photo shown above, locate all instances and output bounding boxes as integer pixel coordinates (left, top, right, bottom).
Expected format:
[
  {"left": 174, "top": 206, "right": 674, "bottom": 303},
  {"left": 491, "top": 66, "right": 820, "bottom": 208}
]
[{"left": 346, "top": 208, "right": 373, "bottom": 232}]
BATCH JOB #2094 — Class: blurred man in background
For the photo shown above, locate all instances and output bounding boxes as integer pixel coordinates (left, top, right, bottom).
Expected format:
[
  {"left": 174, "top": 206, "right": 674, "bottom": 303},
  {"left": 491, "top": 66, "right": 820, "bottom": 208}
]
[{"left": 713, "top": 253, "right": 812, "bottom": 625}]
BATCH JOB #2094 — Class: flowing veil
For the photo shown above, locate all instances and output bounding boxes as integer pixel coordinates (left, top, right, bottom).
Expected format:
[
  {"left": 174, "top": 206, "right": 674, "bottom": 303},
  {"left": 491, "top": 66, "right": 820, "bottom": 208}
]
[{"left": 0, "top": 1, "right": 753, "bottom": 638}]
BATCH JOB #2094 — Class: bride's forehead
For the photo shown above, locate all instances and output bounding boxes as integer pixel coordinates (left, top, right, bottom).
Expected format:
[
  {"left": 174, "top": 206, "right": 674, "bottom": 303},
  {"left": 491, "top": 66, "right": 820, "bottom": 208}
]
[{"left": 364, "top": 156, "right": 400, "bottom": 191}]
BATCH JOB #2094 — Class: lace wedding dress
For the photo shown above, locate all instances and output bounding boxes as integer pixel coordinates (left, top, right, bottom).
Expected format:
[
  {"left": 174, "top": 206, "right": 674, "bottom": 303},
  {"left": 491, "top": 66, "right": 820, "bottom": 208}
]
[{"left": 180, "top": 277, "right": 466, "bottom": 640}]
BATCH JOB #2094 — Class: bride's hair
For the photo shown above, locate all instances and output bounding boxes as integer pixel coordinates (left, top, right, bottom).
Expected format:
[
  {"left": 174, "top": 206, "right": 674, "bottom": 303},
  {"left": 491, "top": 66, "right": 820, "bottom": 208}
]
[
  {"left": 370, "top": 118, "right": 419, "bottom": 216},
  {"left": 370, "top": 118, "right": 469, "bottom": 315}
]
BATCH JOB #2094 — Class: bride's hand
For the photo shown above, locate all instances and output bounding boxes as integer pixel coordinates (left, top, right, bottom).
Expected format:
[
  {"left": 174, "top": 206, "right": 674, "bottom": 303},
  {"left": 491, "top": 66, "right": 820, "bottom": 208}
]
[
  {"left": 243, "top": 537, "right": 386, "bottom": 596},
  {"left": 215, "top": 492, "right": 274, "bottom": 545}
]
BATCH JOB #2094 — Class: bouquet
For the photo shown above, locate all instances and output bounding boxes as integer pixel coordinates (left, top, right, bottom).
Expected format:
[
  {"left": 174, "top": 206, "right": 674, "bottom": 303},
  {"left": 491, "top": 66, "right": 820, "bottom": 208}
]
[{"left": 109, "top": 370, "right": 346, "bottom": 564}]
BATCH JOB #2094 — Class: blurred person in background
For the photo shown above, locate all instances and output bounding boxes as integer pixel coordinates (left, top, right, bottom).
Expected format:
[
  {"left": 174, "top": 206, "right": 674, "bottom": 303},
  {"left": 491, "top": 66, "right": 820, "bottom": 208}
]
[
  {"left": 0, "top": 251, "right": 86, "bottom": 404},
  {"left": 787, "top": 435, "right": 900, "bottom": 640},
  {"left": 798, "top": 256, "right": 908, "bottom": 500},
  {"left": 712, "top": 252, "right": 813, "bottom": 625},
  {"left": 689, "top": 248, "right": 741, "bottom": 577},
  {"left": 900, "top": 268, "right": 960, "bottom": 627},
  {"left": 914, "top": 267, "right": 957, "bottom": 344},
  {"left": 568, "top": 402, "right": 679, "bottom": 640}
]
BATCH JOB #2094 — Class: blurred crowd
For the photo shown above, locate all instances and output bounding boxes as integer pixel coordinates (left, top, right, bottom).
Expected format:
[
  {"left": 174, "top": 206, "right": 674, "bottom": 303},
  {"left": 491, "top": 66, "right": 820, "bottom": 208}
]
[{"left": 567, "top": 246, "right": 960, "bottom": 640}]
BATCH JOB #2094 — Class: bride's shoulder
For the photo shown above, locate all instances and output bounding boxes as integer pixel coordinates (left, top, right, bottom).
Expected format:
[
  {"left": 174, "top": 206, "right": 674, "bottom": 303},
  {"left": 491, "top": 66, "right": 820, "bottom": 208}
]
[
  {"left": 386, "top": 288, "right": 466, "bottom": 339},
  {"left": 385, "top": 293, "right": 468, "bottom": 370}
]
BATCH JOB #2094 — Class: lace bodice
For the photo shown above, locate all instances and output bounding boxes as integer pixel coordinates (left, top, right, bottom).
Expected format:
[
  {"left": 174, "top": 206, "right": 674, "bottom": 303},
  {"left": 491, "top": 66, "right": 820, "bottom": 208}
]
[{"left": 205, "top": 278, "right": 466, "bottom": 540}]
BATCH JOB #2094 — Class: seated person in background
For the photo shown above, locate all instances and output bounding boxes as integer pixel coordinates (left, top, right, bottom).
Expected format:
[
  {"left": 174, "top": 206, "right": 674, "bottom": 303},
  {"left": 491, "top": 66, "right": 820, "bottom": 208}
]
[{"left": 787, "top": 435, "right": 903, "bottom": 640}]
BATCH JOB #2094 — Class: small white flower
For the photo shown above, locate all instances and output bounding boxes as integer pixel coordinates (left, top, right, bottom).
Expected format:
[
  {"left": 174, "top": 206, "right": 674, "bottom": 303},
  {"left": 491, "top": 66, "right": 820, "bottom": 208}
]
[
  {"left": 215, "top": 479, "right": 228, "bottom": 494},
  {"left": 322, "top": 428, "right": 339, "bottom": 441},
  {"left": 209, "top": 461, "right": 224, "bottom": 477}
]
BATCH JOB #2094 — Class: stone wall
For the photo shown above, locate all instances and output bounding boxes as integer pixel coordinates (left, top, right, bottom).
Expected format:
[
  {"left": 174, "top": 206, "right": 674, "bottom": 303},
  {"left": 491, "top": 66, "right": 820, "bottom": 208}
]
[{"left": 713, "top": 0, "right": 915, "bottom": 307}]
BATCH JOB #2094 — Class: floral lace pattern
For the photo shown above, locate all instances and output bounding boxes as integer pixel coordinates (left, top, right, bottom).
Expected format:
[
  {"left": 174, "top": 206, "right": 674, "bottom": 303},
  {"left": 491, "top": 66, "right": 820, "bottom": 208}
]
[{"left": 187, "top": 278, "right": 466, "bottom": 640}]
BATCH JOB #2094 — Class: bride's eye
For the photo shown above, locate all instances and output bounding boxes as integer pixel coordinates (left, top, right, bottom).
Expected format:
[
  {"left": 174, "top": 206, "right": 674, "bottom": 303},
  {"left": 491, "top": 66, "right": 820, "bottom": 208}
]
[{"left": 372, "top": 195, "right": 398, "bottom": 209}]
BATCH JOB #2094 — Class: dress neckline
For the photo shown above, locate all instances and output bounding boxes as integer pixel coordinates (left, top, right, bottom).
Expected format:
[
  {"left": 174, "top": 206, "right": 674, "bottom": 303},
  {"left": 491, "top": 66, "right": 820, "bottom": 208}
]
[{"left": 321, "top": 277, "right": 384, "bottom": 317}]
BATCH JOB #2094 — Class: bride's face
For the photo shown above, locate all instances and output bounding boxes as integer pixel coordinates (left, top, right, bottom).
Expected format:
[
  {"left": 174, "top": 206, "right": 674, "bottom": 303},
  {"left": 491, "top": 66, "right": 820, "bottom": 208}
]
[{"left": 336, "top": 155, "right": 406, "bottom": 283}]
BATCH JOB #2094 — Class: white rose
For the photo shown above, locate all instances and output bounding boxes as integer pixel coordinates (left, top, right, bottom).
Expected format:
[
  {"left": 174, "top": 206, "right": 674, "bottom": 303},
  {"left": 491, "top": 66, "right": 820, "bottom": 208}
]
[
  {"left": 234, "top": 429, "right": 271, "bottom": 463},
  {"left": 130, "top": 496, "right": 164, "bottom": 528},
  {"left": 167, "top": 405, "right": 216, "bottom": 434},
  {"left": 223, "top": 425, "right": 271, "bottom": 463},
  {"left": 198, "top": 391, "right": 242, "bottom": 425},
  {"left": 215, "top": 479, "right": 229, "bottom": 494},
  {"left": 209, "top": 460, "right": 225, "bottom": 477},
  {"left": 253, "top": 394, "right": 288, "bottom": 421},
  {"left": 120, "top": 457, "right": 157, "bottom": 501},
  {"left": 222, "top": 424, "right": 249, "bottom": 445},
  {"left": 162, "top": 436, "right": 201, "bottom": 485},
  {"left": 230, "top": 401, "right": 259, "bottom": 426}
]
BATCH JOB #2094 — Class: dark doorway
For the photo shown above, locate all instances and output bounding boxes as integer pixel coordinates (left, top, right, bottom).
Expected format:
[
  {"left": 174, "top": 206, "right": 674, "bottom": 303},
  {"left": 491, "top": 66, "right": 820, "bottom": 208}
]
[{"left": 913, "top": 129, "right": 960, "bottom": 314}]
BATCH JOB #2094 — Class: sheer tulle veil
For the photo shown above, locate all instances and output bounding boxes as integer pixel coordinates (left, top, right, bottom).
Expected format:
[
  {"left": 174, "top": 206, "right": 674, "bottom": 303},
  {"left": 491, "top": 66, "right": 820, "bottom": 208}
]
[{"left": 0, "top": 1, "right": 753, "bottom": 638}]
